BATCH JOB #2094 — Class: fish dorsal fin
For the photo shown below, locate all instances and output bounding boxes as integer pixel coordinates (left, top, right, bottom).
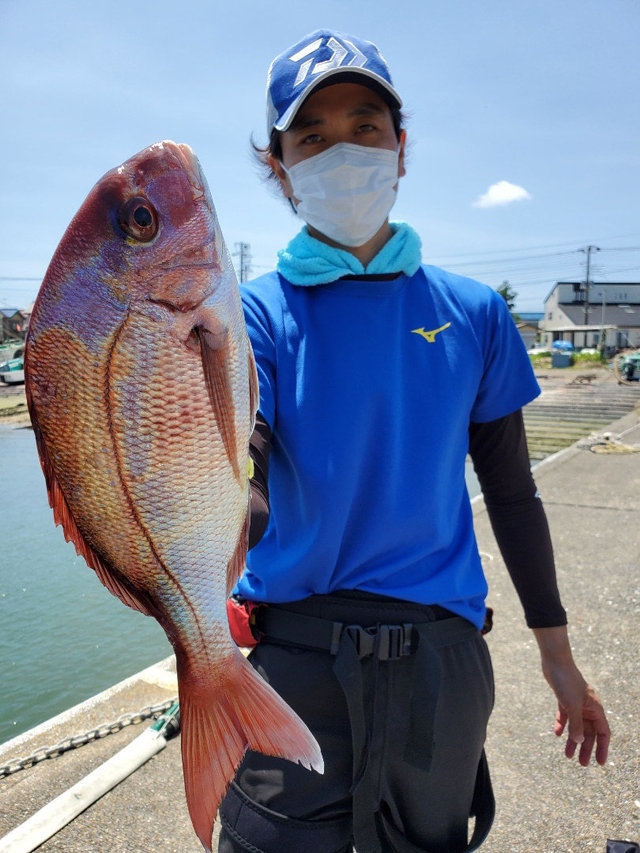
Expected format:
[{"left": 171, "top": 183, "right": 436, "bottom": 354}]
[
  {"left": 197, "top": 325, "right": 241, "bottom": 483},
  {"left": 29, "top": 417, "right": 152, "bottom": 617}
]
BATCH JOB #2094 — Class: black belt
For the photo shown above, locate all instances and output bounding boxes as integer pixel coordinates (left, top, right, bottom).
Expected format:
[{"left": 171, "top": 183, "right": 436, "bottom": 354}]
[{"left": 254, "top": 601, "right": 455, "bottom": 658}]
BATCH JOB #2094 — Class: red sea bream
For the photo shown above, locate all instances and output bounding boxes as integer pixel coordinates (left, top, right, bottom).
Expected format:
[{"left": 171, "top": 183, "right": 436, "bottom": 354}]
[{"left": 24, "top": 141, "right": 322, "bottom": 851}]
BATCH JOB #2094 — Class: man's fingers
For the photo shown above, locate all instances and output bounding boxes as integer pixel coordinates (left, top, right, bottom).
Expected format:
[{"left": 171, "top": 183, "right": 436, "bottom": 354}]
[
  {"left": 595, "top": 731, "right": 610, "bottom": 766},
  {"left": 554, "top": 708, "right": 567, "bottom": 737},
  {"left": 578, "top": 733, "right": 596, "bottom": 766},
  {"left": 593, "top": 714, "right": 611, "bottom": 766},
  {"left": 565, "top": 737, "right": 578, "bottom": 759},
  {"left": 567, "top": 707, "right": 585, "bottom": 748},
  {"left": 562, "top": 698, "right": 611, "bottom": 766}
]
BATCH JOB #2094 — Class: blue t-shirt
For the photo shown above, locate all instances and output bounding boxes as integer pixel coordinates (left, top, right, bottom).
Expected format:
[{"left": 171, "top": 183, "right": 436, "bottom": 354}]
[{"left": 236, "top": 264, "right": 540, "bottom": 629}]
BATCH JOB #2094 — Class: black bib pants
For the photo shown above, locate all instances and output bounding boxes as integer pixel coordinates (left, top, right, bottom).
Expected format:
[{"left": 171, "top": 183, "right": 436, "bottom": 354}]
[{"left": 219, "top": 591, "right": 495, "bottom": 853}]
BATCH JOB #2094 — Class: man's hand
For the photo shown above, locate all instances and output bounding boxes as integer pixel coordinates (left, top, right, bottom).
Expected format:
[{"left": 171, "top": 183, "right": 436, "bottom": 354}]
[{"left": 533, "top": 625, "right": 610, "bottom": 766}]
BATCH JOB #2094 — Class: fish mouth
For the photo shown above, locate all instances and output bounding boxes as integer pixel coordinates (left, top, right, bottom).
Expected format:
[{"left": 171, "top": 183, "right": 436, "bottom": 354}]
[
  {"left": 137, "top": 141, "right": 212, "bottom": 205},
  {"left": 174, "top": 142, "right": 198, "bottom": 173},
  {"left": 172, "top": 142, "right": 209, "bottom": 203}
]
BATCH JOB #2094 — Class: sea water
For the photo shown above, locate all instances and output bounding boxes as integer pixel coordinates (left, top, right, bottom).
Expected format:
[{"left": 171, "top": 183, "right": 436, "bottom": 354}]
[
  {"left": 0, "top": 424, "right": 482, "bottom": 746},
  {"left": 0, "top": 425, "right": 171, "bottom": 745}
]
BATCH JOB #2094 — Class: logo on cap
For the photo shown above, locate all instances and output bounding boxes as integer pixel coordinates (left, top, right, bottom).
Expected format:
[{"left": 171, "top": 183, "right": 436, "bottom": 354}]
[{"left": 290, "top": 36, "right": 368, "bottom": 87}]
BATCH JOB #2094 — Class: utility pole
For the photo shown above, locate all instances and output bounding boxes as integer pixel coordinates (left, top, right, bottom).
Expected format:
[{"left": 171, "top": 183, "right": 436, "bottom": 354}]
[
  {"left": 579, "top": 244, "right": 600, "bottom": 326},
  {"left": 233, "top": 242, "right": 252, "bottom": 283},
  {"left": 599, "top": 289, "right": 606, "bottom": 354}
]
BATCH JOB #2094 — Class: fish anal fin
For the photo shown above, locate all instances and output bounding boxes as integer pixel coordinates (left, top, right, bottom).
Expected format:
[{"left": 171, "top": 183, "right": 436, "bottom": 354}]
[
  {"left": 226, "top": 507, "right": 250, "bottom": 596},
  {"left": 197, "top": 325, "right": 241, "bottom": 484},
  {"left": 90, "top": 556, "right": 153, "bottom": 617},
  {"left": 178, "top": 649, "right": 323, "bottom": 851},
  {"left": 29, "top": 416, "right": 151, "bottom": 617}
]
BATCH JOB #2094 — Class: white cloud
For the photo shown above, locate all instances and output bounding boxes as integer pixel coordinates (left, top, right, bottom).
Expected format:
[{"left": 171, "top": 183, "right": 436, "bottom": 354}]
[{"left": 473, "top": 180, "right": 532, "bottom": 208}]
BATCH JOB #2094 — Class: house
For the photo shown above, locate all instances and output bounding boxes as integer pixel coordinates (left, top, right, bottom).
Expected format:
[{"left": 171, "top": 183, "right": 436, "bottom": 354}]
[
  {"left": 539, "top": 282, "right": 640, "bottom": 351},
  {"left": 1, "top": 308, "right": 27, "bottom": 344},
  {"left": 512, "top": 312, "right": 543, "bottom": 351},
  {"left": 516, "top": 321, "right": 539, "bottom": 350}
]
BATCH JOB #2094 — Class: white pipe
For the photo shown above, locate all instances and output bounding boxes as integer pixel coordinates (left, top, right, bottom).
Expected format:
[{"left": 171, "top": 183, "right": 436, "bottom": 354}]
[{"left": 0, "top": 726, "right": 170, "bottom": 853}]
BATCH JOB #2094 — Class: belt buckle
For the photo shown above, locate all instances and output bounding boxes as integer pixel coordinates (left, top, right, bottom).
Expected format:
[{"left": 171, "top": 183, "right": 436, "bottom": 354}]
[
  {"left": 342, "top": 623, "right": 414, "bottom": 660},
  {"left": 344, "top": 624, "right": 376, "bottom": 657},
  {"left": 377, "top": 623, "right": 414, "bottom": 660}
]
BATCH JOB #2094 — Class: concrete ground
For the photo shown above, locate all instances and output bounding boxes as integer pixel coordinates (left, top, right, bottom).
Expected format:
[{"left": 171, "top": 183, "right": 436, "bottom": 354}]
[
  {"left": 479, "top": 409, "right": 640, "bottom": 852},
  {"left": 1, "top": 402, "right": 639, "bottom": 852}
]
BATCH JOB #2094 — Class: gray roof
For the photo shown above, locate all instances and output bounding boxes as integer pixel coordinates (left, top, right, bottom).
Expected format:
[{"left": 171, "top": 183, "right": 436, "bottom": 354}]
[
  {"left": 547, "top": 280, "right": 640, "bottom": 303},
  {"left": 556, "top": 303, "right": 640, "bottom": 328}
]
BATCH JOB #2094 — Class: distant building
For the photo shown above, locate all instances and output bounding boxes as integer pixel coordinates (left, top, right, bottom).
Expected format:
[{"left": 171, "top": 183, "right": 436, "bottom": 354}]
[
  {"left": 516, "top": 321, "right": 539, "bottom": 350},
  {"left": 1, "top": 308, "right": 27, "bottom": 343},
  {"left": 539, "top": 282, "right": 640, "bottom": 351},
  {"left": 510, "top": 312, "right": 542, "bottom": 350},
  {"left": 517, "top": 311, "right": 544, "bottom": 325}
]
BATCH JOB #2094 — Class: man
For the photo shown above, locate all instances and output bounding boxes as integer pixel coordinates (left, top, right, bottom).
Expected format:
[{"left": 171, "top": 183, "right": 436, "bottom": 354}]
[{"left": 219, "top": 29, "right": 610, "bottom": 853}]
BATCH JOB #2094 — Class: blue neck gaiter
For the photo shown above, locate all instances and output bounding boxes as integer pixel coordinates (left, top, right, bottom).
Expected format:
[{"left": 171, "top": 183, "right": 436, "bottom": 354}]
[{"left": 276, "top": 221, "right": 422, "bottom": 286}]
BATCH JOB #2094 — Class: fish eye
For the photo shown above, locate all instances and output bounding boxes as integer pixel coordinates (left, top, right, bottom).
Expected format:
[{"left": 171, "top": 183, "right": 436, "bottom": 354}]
[
  {"left": 133, "top": 206, "right": 152, "bottom": 227},
  {"left": 118, "top": 197, "right": 159, "bottom": 242}
]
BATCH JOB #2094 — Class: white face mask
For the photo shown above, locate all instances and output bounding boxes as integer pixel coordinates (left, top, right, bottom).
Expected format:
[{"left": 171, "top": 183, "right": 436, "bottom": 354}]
[{"left": 282, "top": 142, "right": 401, "bottom": 247}]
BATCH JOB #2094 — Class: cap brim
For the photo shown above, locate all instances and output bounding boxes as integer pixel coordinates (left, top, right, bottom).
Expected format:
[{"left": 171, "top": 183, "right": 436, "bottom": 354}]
[{"left": 274, "top": 67, "right": 403, "bottom": 132}]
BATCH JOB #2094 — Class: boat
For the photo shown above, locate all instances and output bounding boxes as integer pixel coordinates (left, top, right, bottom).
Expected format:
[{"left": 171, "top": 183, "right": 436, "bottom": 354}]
[
  {"left": 0, "top": 340, "right": 24, "bottom": 361},
  {"left": 619, "top": 351, "right": 640, "bottom": 381},
  {"left": 0, "top": 356, "right": 24, "bottom": 384}
]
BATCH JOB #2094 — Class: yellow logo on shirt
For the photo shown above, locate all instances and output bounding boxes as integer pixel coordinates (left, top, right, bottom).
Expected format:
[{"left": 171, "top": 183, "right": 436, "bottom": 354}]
[{"left": 411, "top": 322, "right": 451, "bottom": 343}]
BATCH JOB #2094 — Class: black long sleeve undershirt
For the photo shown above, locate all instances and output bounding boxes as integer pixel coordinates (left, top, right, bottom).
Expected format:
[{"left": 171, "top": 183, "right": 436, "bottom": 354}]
[
  {"left": 469, "top": 410, "right": 566, "bottom": 628},
  {"left": 247, "top": 414, "right": 272, "bottom": 549},
  {"left": 247, "top": 409, "right": 567, "bottom": 628}
]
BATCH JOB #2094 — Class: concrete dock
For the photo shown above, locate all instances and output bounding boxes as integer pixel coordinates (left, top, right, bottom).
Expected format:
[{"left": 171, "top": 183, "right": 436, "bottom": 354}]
[{"left": 1, "top": 372, "right": 639, "bottom": 852}]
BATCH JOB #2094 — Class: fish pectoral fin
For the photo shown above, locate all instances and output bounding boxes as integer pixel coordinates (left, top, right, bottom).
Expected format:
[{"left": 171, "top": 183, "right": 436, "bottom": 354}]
[
  {"left": 30, "top": 417, "right": 152, "bottom": 617},
  {"left": 178, "top": 649, "right": 323, "bottom": 851},
  {"left": 196, "top": 324, "right": 241, "bottom": 483}
]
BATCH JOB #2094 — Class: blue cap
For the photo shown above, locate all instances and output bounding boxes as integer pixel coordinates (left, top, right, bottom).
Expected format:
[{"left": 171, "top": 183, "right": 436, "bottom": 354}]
[{"left": 266, "top": 29, "right": 403, "bottom": 135}]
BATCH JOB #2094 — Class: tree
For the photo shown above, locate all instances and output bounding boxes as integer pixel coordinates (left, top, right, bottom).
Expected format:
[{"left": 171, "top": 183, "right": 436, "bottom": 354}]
[{"left": 496, "top": 281, "right": 520, "bottom": 320}]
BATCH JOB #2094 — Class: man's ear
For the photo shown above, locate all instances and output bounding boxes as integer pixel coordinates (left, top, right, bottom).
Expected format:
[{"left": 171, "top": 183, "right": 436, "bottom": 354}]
[
  {"left": 268, "top": 154, "right": 294, "bottom": 199},
  {"left": 398, "top": 130, "right": 407, "bottom": 179}
]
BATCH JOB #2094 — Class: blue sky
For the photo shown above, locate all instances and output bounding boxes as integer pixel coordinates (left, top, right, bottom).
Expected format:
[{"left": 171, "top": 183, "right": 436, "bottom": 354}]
[{"left": 1, "top": 0, "right": 639, "bottom": 312}]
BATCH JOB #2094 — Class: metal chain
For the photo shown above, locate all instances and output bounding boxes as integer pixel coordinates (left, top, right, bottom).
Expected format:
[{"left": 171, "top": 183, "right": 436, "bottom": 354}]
[{"left": 0, "top": 697, "right": 178, "bottom": 778}]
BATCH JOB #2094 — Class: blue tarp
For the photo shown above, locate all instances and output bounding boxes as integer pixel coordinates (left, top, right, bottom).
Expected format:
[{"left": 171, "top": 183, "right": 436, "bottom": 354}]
[{"left": 552, "top": 340, "right": 574, "bottom": 351}]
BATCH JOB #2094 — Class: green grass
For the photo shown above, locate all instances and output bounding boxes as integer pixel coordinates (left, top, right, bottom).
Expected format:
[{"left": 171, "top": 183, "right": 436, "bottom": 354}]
[
  {"left": 572, "top": 351, "right": 605, "bottom": 364},
  {"left": 528, "top": 350, "right": 605, "bottom": 368}
]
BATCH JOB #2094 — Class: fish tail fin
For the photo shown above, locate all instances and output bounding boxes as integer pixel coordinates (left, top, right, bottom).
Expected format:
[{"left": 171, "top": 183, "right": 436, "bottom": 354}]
[{"left": 179, "top": 649, "right": 323, "bottom": 851}]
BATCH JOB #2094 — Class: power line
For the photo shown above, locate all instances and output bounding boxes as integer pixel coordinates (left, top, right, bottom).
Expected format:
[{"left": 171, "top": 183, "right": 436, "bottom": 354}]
[
  {"left": 595, "top": 266, "right": 640, "bottom": 276},
  {"left": 428, "top": 233, "right": 640, "bottom": 263},
  {"left": 433, "top": 245, "right": 579, "bottom": 263},
  {"left": 435, "top": 249, "right": 578, "bottom": 270}
]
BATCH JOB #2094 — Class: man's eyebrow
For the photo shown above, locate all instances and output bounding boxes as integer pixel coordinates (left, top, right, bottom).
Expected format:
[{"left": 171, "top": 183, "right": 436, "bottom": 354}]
[
  {"left": 348, "top": 102, "right": 386, "bottom": 117},
  {"left": 290, "top": 115, "right": 324, "bottom": 131},
  {"left": 290, "top": 102, "right": 385, "bottom": 131}
]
